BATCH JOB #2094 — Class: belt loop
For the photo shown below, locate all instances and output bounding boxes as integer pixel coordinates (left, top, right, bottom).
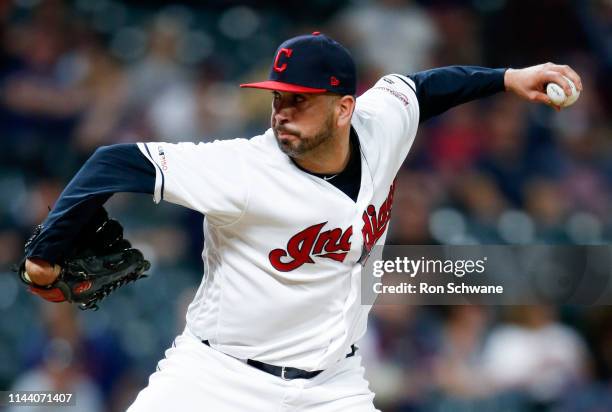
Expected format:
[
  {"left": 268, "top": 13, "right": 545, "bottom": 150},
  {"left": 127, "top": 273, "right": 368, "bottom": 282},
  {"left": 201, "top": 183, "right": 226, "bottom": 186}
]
[{"left": 281, "top": 366, "right": 289, "bottom": 381}]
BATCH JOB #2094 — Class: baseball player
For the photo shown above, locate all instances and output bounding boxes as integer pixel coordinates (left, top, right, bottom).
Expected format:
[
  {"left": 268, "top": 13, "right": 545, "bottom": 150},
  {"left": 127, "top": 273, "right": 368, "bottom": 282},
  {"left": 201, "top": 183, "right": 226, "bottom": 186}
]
[{"left": 23, "top": 33, "right": 581, "bottom": 411}]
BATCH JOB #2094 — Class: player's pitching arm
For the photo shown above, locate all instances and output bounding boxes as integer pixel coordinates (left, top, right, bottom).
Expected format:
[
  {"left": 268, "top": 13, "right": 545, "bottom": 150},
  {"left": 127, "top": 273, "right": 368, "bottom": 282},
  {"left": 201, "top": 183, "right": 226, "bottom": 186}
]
[
  {"left": 407, "top": 63, "right": 582, "bottom": 123},
  {"left": 24, "top": 144, "right": 156, "bottom": 287}
]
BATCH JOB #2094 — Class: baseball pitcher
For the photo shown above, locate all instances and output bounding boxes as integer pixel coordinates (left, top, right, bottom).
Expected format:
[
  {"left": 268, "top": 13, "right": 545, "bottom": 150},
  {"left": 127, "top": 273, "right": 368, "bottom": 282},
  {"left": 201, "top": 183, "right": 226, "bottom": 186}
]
[{"left": 21, "top": 33, "right": 581, "bottom": 411}]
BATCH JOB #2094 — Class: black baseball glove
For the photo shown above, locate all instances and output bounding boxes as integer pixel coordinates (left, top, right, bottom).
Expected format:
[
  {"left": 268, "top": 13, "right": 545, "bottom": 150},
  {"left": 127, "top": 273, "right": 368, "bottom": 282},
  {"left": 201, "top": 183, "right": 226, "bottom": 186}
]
[{"left": 17, "top": 207, "right": 151, "bottom": 310}]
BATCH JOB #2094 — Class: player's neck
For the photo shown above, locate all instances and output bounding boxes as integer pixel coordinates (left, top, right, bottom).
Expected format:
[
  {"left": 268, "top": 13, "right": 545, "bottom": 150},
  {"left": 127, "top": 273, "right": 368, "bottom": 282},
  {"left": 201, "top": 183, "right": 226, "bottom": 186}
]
[{"left": 293, "top": 126, "right": 351, "bottom": 174}]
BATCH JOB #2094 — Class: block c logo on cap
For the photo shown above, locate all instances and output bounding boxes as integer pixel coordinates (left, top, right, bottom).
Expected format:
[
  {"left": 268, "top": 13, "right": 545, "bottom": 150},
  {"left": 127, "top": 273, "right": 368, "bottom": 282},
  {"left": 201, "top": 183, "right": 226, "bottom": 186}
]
[{"left": 273, "top": 48, "right": 293, "bottom": 73}]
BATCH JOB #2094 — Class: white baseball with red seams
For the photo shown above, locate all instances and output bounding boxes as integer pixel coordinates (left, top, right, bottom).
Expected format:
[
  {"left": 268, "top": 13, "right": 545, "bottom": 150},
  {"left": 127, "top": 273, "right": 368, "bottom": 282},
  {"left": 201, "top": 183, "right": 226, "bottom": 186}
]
[
  {"left": 546, "top": 75, "right": 580, "bottom": 107},
  {"left": 129, "top": 74, "right": 419, "bottom": 412}
]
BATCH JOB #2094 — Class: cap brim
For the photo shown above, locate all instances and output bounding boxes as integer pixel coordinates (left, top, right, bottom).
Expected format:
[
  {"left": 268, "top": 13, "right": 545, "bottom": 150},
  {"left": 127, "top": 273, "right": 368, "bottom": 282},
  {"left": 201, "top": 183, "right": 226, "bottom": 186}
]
[{"left": 240, "top": 80, "right": 327, "bottom": 93}]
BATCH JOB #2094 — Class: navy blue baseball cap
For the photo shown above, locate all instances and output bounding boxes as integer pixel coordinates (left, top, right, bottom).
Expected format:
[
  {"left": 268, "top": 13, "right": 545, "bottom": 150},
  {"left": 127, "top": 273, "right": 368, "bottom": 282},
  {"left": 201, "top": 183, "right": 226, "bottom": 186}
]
[{"left": 241, "top": 32, "right": 356, "bottom": 96}]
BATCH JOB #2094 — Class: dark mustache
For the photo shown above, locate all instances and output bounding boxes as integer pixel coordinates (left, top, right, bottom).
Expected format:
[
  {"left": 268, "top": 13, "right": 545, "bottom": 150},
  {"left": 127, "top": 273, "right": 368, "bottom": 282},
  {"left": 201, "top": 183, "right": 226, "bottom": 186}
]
[{"left": 275, "top": 125, "right": 301, "bottom": 138}]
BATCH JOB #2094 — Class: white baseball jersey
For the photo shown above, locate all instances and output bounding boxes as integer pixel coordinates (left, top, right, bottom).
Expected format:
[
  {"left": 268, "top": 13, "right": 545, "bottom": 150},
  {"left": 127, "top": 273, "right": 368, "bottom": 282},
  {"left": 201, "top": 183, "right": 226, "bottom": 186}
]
[{"left": 137, "top": 74, "right": 419, "bottom": 371}]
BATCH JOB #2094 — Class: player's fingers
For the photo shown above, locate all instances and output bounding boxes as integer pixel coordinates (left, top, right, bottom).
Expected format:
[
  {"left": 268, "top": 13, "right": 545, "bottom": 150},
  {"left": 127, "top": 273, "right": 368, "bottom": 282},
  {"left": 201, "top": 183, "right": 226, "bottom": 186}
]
[
  {"left": 543, "top": 70, "right": 572, "bottom": 96},
  {"left": 529, "top": 90, "right": 554, "bottom": 106},
  {"left": 24, "top": 258, "right": 60, "bottom": 285},
  {"left": 556, "top": 64, "right": 582, "bottom": 92}
]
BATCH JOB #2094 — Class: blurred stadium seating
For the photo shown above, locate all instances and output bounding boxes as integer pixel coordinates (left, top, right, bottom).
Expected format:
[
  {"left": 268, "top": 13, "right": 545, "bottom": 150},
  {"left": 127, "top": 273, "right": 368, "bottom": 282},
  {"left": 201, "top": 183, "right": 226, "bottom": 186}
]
[{"left": 0, "top": 1, "right": 610, "bottom": 411}]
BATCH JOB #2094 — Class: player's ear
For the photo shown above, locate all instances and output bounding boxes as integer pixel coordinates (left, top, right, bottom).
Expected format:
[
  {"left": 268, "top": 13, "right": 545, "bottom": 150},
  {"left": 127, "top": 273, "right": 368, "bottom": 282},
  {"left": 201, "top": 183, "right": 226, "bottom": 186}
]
[{"left": 335, "top": 95, "right": 355, "bottom": 127}]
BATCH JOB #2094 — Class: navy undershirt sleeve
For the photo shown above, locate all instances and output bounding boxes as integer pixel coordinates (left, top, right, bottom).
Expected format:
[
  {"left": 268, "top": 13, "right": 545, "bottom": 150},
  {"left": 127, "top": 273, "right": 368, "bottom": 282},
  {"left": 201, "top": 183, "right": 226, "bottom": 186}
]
[
  {"left": 407, "top": 66, "right": 507, "bottom": 123},
  {"left": 26, "top": 143, "right": 155, "bottom": 264}
]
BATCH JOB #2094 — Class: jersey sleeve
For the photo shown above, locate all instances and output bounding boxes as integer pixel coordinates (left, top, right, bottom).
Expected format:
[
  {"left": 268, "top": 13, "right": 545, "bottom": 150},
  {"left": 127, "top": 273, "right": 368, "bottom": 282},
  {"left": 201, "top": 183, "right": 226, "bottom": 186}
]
[
  {"left": 26, "top": 144, "right": 155, "bottom": 264},
  {"left": 356, "top": 74, "right": 420, "bottom": 173},
  {"left": 137, "top": 139, "right": 249, "bottom": 226},
  {"left": 408, "top": 66, "right": 506, "bottom": 122}
]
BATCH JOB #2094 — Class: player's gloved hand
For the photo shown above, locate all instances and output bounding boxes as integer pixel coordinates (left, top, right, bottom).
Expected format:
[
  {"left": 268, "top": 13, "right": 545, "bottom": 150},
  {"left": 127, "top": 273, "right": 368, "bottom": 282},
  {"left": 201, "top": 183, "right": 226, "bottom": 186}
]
[
  {"left": 16, "top": 207, "right": 151, "bottom": 310},
  {"left": 504, "top": 62, "right": 582, "bottom": 108}
]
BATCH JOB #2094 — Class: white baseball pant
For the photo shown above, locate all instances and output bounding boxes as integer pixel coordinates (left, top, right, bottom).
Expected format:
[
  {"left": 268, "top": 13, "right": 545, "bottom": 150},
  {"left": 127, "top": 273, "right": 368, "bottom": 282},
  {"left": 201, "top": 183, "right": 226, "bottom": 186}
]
[{"left": 127, "top": 327, "right": 379, "bottom": 412}]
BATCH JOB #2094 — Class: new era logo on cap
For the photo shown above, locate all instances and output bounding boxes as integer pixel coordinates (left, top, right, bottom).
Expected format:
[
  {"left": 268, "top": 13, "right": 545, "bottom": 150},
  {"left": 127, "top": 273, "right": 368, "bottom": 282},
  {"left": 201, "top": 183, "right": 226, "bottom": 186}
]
[{"left": 240, "top": 32, "right": 356, "bottom": 96}]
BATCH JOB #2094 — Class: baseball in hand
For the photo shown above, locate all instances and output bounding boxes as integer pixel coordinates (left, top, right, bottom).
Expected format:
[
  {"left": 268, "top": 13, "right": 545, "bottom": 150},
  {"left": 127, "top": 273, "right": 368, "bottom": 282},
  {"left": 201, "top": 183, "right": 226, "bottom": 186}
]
[{"left": 546, "top": 76, "right": 580, "bottom": 107}]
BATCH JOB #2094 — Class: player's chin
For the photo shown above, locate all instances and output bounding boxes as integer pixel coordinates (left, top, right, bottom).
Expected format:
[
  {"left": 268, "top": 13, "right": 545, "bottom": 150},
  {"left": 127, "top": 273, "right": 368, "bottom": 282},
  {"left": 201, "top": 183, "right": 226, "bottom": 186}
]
[{"left": 277, "top": 137, "right": 304, "bottom": 156}]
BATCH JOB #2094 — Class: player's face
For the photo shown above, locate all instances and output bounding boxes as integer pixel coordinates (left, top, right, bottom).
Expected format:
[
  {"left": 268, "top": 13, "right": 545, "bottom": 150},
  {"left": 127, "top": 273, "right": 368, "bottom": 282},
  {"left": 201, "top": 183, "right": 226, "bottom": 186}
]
[{"left": 271, "top": 91, "right": 338, "bottom": 157}]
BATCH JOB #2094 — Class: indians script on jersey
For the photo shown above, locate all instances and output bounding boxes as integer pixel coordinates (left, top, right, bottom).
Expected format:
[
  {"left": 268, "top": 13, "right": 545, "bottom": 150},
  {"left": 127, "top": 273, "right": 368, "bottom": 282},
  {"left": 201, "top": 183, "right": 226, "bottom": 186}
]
[{"left": 269, "top": 181, "right": 396, "bottom": 271}]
